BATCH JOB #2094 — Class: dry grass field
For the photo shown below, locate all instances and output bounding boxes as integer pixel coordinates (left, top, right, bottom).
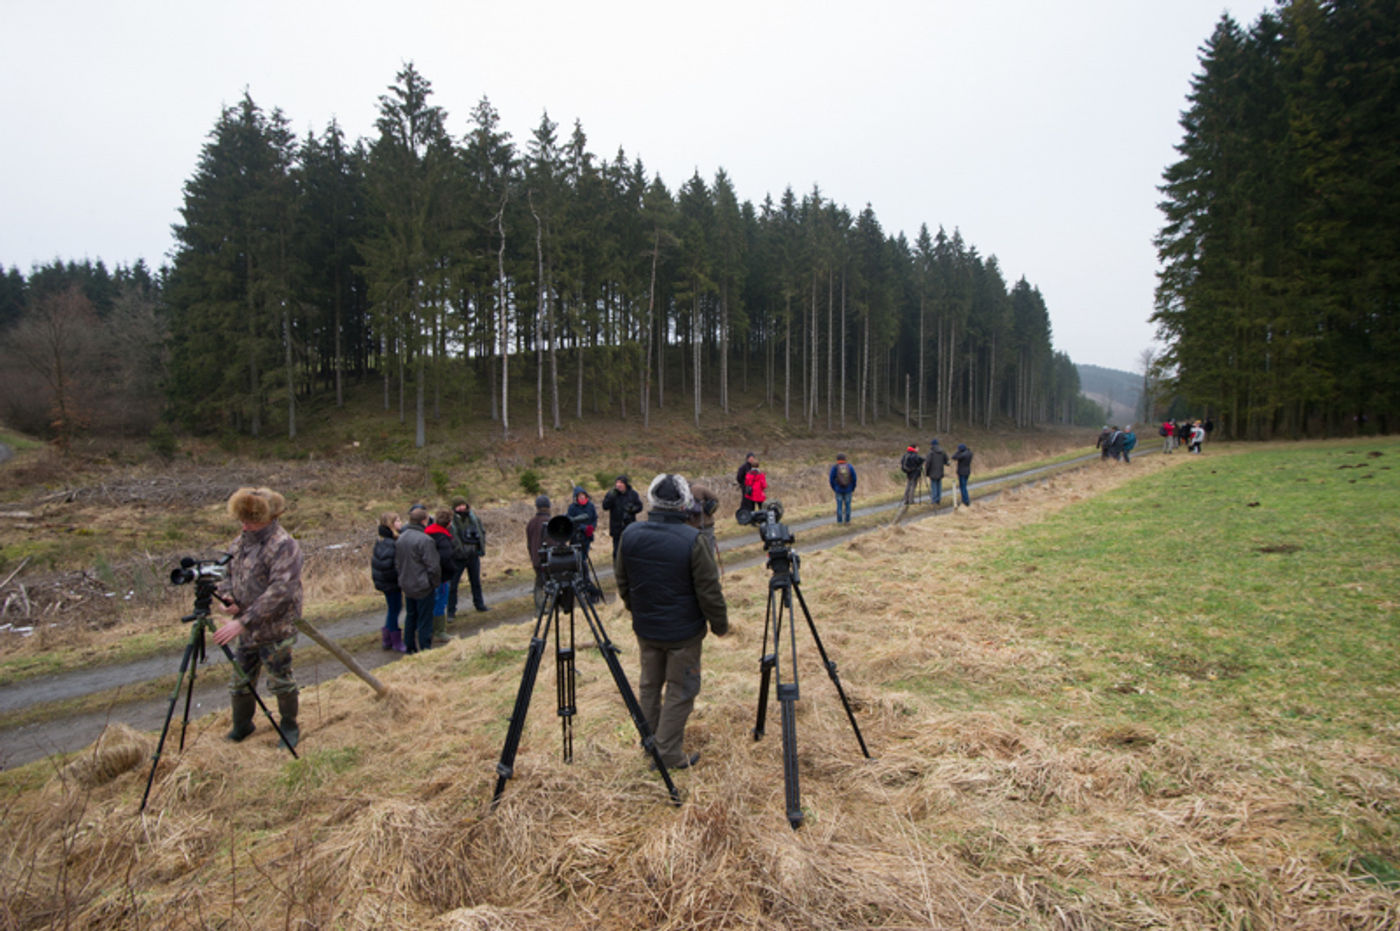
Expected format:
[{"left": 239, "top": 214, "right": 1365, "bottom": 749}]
[{"left": 3, "top": 438, "right": 1398, "bottom": 929}]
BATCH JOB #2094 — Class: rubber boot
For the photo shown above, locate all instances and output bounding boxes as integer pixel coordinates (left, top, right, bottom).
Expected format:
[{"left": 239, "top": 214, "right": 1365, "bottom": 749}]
[
  {"left": 432, "top": 614, "right": 449, "bottom": 643},
  {"left": 388, "top": 629, "right": 406, "bottom": 653},
  {"left": 381, "top": 628, "right": 393, "bottom": 650},
  {"left": 276, "top": 691, "right": 300, "bottom": 750},
  {"left": 225, "top": 692, "right": 256, "bottom": 742}
]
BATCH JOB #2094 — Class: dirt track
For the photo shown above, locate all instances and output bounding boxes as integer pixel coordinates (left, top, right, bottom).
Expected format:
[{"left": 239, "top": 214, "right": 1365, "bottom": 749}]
[{"left": 0, "top": 452, "right": 1116, "bottom": 769}]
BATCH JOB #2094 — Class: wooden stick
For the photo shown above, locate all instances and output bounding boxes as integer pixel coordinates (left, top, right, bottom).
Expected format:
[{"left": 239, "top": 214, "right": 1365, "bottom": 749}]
[{"left": 296, "top": 618, "right": 390, "bottom": 699}]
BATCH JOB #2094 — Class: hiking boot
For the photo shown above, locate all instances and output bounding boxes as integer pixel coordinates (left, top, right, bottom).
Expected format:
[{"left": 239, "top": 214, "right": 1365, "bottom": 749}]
[
  {"left": 276, "top": 691, "right": 299, "bottom": 750},
  {"left": 225, "top": 692, "right": 256, "bottom": 742},
  {"left": 381, "top": 628, "right": 393, "bottom": 650}
]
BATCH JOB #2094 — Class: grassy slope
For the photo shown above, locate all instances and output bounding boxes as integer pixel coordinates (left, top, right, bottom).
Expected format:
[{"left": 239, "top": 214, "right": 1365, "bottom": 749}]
[{"left": 3, "top": 441, "right": 1397, "bottom": 928}]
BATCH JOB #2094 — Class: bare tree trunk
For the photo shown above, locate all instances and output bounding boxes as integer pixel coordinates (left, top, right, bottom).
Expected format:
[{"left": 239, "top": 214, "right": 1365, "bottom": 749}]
[
  {"left": 859, "top": 313, "right": 868, "bottom": 426},
  {"left": 643, "top": 229, "right": 658, "bottom": 428},
  {"left": 904, "top": 373, "right": 910, "bottom": 429},
  {"left": 496, "top": 199, "right": 510, "bottom": 438},
  {"left": 692, "top": 292, "right": 701, "bottom": 428},
  {"left": 284, "top": 302, "right": 296, "bottom": 439},
  {"left": 334, "top": 281, "right": 343, "bottom": 408},
  {"left": 985, "top": 334, "right": 995, "bottom": 430},
  {"left": 531, "top": 193, "right": 546, "bottom": 439},
  {"left": 826, "top": 268, "right": 833, "bottom": 431},
  {"left": 720, "top": 284, "right": 729, "bottom": 413},
  {"left": 917, "top": 295, "right": 925, "bottom": 430},
  {"left": 840, "top": 270, "right": 847, "bottom": 431},
  {"left": 784, "top": 297, "right": 791, "bottom": 422},
  {"left": 808, "top": 271, "right": 817, "bottom": 430}
]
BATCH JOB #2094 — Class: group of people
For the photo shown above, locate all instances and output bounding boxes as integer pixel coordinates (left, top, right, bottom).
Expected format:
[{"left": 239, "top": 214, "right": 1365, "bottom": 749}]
[
  {"left": 371, "top": 499, "right": 488, "bottom": 654},
  {"left": 1095, "top": 425, "right": 1139, "bottom": 463},
  {"left": 1160, "top": 418, "right": 1210, "bottom": 454},
  {"left": 895, "top": 439, "right": 974, "bottom": 509}
]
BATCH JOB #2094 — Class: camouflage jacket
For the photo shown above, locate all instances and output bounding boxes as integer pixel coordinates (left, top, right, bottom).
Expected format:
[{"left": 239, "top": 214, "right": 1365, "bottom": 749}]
[{"left": 216, "top": 521, "right": 303, "bottom": 645}]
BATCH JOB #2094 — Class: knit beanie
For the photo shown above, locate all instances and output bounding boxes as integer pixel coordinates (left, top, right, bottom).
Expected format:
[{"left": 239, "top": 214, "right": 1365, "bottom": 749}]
[{"left": 535, "top": 494, "right": 551, "bottom": 510}]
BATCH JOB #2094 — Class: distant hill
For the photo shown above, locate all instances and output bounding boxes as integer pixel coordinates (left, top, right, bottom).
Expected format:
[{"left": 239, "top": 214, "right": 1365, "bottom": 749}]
[{"left": 1077, "top": 364, "right": 1141, "bottom": 426}]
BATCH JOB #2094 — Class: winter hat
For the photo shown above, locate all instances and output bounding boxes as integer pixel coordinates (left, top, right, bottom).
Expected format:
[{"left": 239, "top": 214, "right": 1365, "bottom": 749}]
[
  {"left": 647, "top": 473, "right": 693, "bottom": 512},
  {"left": 228, "top": 487, "right": 285, "bottom": 524},
  {"left": 906, "top": 445, "right": 917, "bottom": 452},
  {"left": 616, "top": 474, "right": 630, "bottom": 486},
  {"left": 836, "top": 453, "right": 848, "bottom": 462},
  {"left": 535, "top": 494, "right": 551, "bottom": 510},
  {"left": 957, "top": 443, "right": 968, "bottom": 452},
  {"left": 930, "top": 438, "right": 940, "bottom": 446}
]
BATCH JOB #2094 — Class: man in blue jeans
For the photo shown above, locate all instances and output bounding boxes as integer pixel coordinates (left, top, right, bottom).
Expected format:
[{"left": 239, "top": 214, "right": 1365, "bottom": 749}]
[
  {"left": 828, "top": 453, "right": 857, "bottom": 523},
  {"left": 925, "top": 439, "right": 950, "bottom": 505},
  {"left": 394, "top": 505, "right": 441, "bottom": 652},
  {"left": 953, "top": 443, "right": 974, "bottom": 507}
]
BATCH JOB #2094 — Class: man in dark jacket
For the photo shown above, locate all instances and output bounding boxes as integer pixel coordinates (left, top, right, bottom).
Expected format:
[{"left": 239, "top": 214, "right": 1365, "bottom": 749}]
[
  {"left": 449, "top": 498, "right": 488, "bottom": 616},
  {"left": 601, "top": 475, "right": 644, "bottom": 561},
  {"left": 615, "top": 473, "right": 729, "bottom": 770},
  {"left": 525, "top": 494, "right": 551, "bottom": 612},
  {"left": 953, "top": 443, "right": 974, "bottom": 507},
  {"left": 925, "top": 439, "right": 950, "bottom": 505},
  {"left": 900, "top": 445, "right": 925, "bottom": 505},
  {"left": 394, "top": 506, "right": 441, "bottom": 653},
  {"left": 1096, "top": 426, "right": 1112, "bottom": 459}
]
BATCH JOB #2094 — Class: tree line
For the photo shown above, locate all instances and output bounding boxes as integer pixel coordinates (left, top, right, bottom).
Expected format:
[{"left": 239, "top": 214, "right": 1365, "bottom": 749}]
[
  {"left": 4, "top": 63, "right": 1098, "bottom": 447},
  {"left": 1153, "top": 0, "right": 1399, "bottom": 439}
]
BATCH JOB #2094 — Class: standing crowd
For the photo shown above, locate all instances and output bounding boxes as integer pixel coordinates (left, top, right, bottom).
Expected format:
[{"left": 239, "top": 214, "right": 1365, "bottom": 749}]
[{"left": 1158, "top": 418, "right": 1211, "bottom": 454}]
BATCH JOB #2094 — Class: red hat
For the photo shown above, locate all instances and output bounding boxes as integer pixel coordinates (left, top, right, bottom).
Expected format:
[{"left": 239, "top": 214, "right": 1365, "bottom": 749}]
[{"left": 906, "top": 445, "right": 917, "bottom": 452}]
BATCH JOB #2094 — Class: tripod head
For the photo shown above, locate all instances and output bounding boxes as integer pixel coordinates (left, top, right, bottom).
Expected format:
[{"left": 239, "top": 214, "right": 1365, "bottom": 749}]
[{"left": 738, "top": 502, "right": 799, "bottom": 582}]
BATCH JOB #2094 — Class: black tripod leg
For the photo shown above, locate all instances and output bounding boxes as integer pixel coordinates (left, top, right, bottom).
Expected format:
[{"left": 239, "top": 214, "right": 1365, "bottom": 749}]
[
  {"left": 753, "top": 582, "right": 778, "bottom": 741},
  {"left": 778, "top": 683, "right": 803, "bottom": 829},
  {"left": 577, "top": 595, "right": 680, "bottom": 805},
  {"left": 140, "top": 640, "right": 199, "bottom": 813},
  {"left": 776, "top": 588, "right": 804, "bottom": 828},
  {"left": 177, "top": 628, "right": 207, "bottom": 753},
  {"left": 792, "top": 580, "right": 871, "bottom": 758},
  {"left": 556, "top": 602, "right": 575, "bottom": 764},
  {"left": 493, "top": 594, "right": 557, "bottom": 805},
  {"left": 216, "top": 642, "right": 299, "bottom": 760}
]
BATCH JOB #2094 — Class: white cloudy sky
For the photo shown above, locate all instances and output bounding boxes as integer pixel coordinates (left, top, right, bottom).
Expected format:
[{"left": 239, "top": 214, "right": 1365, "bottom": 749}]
[{"left": 1, "top": 0, "right": 1273, "bottom": 369}]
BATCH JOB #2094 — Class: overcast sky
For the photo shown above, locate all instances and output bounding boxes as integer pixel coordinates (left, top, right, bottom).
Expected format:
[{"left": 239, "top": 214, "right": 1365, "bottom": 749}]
[{"left": 1, "top": 0, "right": 1273, "bottom": 370}]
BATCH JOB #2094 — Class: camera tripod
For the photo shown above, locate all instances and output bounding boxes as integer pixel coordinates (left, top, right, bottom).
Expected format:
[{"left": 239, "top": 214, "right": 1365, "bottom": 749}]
[
  {"left": 139, "top": 587, "right": 298, "bottom": 813},
  {"left": 492, "top": 570, "right": 680, "bottom": 806},
  {"left": 753, "top": 544, "right": 870, "bottom": 829}
]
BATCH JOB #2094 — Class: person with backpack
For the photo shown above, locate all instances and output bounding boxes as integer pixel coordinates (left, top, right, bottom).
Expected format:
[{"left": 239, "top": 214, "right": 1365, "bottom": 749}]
[
  {"left": 953, "top": 443, "right": 974, "bottom": 507},
  {"left": 371, "top": 511, "right": 405, "bottom": 652},
  {"left": 1122, "top": 426, "right": 1138, "bottom": 464},
  {"left": 925, "top": 439, "right": 950, "bottom": 505},
  {"left": 449, "top": 498, "right": 488, "bottom": 616},
  {"left": 828, "top": 453, "right": 857, "bottom": 524},
  {"left": 900, "top": 444, "right": 925, "bottom": 505}
]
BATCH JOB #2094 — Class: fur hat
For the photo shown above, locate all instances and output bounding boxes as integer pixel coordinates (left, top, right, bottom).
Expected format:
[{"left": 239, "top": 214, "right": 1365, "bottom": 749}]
[
  {"left": 647, "top": 473, "right": 693, "bottom": 512},
  {"left": 227, "top": 487, "right": 285, "bottom": 524}
]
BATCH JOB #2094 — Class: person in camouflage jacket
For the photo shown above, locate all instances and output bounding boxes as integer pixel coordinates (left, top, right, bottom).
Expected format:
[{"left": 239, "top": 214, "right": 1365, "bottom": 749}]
[{"left": 213, "top": 486, "right": 304, "bottom": 748}]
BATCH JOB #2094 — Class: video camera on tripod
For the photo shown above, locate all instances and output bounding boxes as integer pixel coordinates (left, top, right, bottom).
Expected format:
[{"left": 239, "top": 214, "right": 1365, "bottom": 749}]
[
  {"left": 539, "top": 515, "right": 586, "bottom": 582},
  {"left": 168, "top": 554, "right": 232, "bottom": 620},
  {"left": 737, "top": 500, "right": 793, "bottom": 547}
]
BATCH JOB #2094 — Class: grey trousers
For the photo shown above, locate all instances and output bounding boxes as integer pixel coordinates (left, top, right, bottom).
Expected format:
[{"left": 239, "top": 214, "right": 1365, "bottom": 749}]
[{"left": 636, "top": 633, "right": 704, "bottom": 767}]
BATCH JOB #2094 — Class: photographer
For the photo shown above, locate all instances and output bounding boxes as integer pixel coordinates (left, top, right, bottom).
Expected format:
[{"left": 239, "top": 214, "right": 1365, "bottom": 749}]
[
  {"left": 900, "top": 444, "right": 925, "bottom": 505},
  {"left": 735, "top": 453, "right": 758, "bottom": 513},
  {"left": 953, "top": 443, "right": 974, "bottom": 507},
  {"left": 449, "top": 498, "right": 488, "bottom": 615},
  {"left": 601, "top": 475, "right": 643, "bottom": 562},
  {"left": 212, "top": 487, "right": 303, "bottom": 748},
  {"left": 615, "top": 473, "right": 729, "bottom": 771}
]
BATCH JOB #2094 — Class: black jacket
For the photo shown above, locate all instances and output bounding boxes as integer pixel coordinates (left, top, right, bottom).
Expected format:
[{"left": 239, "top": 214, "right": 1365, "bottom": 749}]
[
  {"left": 602, "top": 484, "right": 643, "bottom": 537},
  {"left": 425, "top": 524, "right": 457, "bottom": 578},
  {"left": 615, "top": 511, "right": 728, "bottom": 643},
  {"left": 371, "top": 525, "right": 399, "bottom": 593},
  {"left": 953, "top": 446, "right": 973, "bottom": 477},
  {"left": 901, "top": 450, "right": 925, "bottom": 476},
  {"left": 925, "top": 445, "right": 950, "bottom": 480}
]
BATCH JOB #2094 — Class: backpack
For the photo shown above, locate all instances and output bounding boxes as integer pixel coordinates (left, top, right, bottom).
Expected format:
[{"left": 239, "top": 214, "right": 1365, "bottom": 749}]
[
  {"left": 1158, "top": 424, "right": 1167, "bottom": 437},
  {"left": 835, "top": 462, "right": 853, "bottom": 487}
]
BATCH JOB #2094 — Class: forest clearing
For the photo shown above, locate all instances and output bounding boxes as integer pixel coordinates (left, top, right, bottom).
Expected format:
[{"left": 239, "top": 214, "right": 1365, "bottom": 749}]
[{"left": 2, "top": 437, "right": 1397, "bottom": 929}]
